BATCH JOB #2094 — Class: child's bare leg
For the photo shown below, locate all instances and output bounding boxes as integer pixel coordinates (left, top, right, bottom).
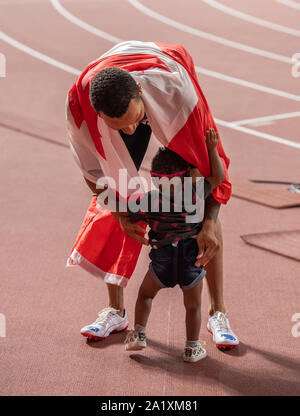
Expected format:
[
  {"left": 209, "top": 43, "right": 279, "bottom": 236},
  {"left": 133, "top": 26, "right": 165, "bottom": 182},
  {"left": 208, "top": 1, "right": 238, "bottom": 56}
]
[
  {"left": 183, "top": 280, "right": 203, "bottom": 341},
  {"left": 182, "top": 281, "right": 206, "bottom": 362},
  {"left": 135, "top": 270, "right": 161, "bottom": 328},
  {"left": 125, "top": 271, "right": 161, "bottom": 351}
]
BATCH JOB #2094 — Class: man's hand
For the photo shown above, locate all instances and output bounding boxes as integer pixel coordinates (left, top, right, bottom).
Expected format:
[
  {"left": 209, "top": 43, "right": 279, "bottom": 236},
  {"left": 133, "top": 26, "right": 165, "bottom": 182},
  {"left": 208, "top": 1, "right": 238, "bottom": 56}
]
[
  {"left": 84, "top": 177, "right": 149, "bottom": 245},
  {"left": 112, "top": 211, "right": 149, "bottom": 246},
  {"left": 195, "top": 220, "right": 219, "bottom": 267}
]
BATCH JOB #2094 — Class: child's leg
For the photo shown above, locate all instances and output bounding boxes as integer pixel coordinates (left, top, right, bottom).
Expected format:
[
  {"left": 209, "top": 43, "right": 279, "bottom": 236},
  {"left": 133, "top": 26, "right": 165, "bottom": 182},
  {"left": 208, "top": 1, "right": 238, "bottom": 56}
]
[
  {"left": 125, "top": 271, "right": 161, "bottom": 351},
  {"left": 135, "top": 270, "right": 161, "bottom": 329},
  {"left": 183, "top": 280, "right": 203, "bottom": 341},
  {"left": 182, "top": 281, "right": 207, "bottom": 362}
]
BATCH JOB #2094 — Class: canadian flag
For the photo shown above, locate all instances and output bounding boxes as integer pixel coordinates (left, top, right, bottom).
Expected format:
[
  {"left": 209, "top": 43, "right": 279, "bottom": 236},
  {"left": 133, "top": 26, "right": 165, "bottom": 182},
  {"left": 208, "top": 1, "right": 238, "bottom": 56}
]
[{"left": 66, "top": 41, "right": 231, "bottom": 287}]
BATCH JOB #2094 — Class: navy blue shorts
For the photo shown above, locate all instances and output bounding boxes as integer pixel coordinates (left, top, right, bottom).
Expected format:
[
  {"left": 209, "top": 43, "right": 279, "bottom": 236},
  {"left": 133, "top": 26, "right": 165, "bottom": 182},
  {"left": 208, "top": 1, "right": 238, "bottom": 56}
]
[{"left": 148, "top": 238, "right": 206, "bottom": 291}]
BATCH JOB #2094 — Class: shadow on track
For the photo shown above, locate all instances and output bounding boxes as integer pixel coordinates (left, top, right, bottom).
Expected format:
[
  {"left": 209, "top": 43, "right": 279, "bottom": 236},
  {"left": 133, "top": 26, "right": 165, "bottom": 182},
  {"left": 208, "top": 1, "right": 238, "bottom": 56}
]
[{"left": 128, "top": 340, "right": 300, "bottom": 396}]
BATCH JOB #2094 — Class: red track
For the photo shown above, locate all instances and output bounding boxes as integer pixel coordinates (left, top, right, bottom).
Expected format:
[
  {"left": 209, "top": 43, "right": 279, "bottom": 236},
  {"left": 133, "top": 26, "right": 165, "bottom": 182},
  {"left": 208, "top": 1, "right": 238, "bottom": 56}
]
[{"left": 0, "top": 0, "right": 299, "bottom": 396}]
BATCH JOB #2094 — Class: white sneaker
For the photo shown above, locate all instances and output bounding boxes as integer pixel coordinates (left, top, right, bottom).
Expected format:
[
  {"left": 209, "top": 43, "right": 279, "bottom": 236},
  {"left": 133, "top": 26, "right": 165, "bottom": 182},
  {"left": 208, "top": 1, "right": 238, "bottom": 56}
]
[
  {"left": 124, "top": 329, "right": 147, "bottom": 351},
  {"left": 80, "top": 307, "right": 128, "bottom": 341},
  {"left": 183, "top": 341, "right": 207, "bottom": 362},
  {"left": 207, "top": 311, "right": 239, "bottom": 349}
]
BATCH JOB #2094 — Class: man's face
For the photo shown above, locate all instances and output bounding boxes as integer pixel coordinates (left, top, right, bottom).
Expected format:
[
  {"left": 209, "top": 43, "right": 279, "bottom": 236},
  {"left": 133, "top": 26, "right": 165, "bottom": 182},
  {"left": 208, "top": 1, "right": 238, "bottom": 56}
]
[{"left": 98, "top": 85, "right": 145, "bottom": 135}]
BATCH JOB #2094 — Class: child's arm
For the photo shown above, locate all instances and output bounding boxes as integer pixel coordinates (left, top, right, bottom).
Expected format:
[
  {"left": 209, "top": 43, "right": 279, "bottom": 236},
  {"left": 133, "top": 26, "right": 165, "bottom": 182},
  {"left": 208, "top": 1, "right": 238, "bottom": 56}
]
[{"left": 205, "top": 128, "right": 225, "bottom": 190}]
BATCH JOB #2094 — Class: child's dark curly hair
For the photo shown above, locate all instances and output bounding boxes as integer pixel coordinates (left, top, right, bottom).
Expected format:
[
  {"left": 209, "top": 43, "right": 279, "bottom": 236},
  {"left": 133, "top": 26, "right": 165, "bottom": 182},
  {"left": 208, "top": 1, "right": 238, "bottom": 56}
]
[{"left": 151, "top": 147, "right": 195, "bottom": 175}]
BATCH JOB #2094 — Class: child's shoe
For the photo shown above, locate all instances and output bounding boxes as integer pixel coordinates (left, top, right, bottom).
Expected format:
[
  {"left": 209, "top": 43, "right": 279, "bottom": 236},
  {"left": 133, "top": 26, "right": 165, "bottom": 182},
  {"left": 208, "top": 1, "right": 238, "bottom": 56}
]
[
  {"left": 183, "top": 341, "right": 207, "bottom": 362},
  {"left": 124, "top": 330, "right": 147, "bottom": 351}
]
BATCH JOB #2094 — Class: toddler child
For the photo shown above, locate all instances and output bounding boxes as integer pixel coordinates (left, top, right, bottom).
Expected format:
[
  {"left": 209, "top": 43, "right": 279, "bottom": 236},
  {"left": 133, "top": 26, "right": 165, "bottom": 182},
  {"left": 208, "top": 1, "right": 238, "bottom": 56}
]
[{"left": 125, "top": 128, "right": 225, "bottom": 362}]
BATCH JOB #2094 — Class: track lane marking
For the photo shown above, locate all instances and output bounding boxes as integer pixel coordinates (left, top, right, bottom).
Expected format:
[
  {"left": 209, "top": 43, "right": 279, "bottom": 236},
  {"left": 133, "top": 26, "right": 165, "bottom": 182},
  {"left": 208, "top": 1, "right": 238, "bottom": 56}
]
[
  {"left": 128, "top": 0, "right": 292, "bottom": 64},
  {"left": 50, "top": 0, "right": 300, "bottom": 102},
  {"left": 215, "top": 118, "right": 300, "bottom": 149},
  {"left": 203, "top": 0, "right": 300, "bottom": 37},
  {"left": 276, "top": 0, "right": 300, "bottom": 11},
  {"left": 232, "top": 111, "right": 300, "bottom": 126},
  {"left": 1, "top": 5, "right": 299, "bottom": 149},
  {"left": 0, "top": 30, "right": 80, "bottom": 75},
  {"left": 50, "top": 0, "right": 122, "bottom": 43},
  {"left": 195, "top": 67, "right": 300, "bottom": 102}
]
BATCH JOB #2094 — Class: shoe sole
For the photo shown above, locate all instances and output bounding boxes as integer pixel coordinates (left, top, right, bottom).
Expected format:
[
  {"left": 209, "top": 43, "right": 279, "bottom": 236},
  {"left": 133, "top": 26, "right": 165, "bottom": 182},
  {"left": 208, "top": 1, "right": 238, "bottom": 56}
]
[
  {"left": 183, "top": 352, "right": 207, "bottom": 362},
  {"left": 81, "top": 324, "right": 128, "bottom": 341},
  {"left": 207, "top": 327, "right": 239, "bottom": 349}
]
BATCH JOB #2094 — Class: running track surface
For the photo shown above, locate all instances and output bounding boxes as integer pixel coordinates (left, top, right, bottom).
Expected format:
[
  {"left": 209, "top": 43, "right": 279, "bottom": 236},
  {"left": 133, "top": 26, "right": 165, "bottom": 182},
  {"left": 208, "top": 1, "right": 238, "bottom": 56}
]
[{"left": 0, "top": 0, "right": 299, "bottom": 396}]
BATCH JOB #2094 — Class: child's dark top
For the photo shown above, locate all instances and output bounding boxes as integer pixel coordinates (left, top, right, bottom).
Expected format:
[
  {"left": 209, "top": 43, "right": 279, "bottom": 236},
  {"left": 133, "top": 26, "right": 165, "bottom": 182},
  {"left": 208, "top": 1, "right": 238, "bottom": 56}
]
[{"left": 129, "top": 179, "right": 212, "bottom": 248}]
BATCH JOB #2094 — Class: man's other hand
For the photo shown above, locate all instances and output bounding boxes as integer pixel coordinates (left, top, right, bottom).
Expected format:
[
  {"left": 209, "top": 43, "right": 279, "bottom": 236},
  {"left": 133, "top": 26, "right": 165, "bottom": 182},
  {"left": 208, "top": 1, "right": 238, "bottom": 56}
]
[
  {"left": 113, "top": 211, "right": 149, "bottom": 246},
  {"left": 195, "top": 220, "right": 219, "bottom": 267}
]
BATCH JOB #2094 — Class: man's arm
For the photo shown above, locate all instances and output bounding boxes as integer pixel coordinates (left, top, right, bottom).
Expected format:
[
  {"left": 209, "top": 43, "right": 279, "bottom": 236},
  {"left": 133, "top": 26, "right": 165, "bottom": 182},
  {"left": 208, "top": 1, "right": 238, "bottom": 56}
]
[
  {"left": 84, "top": 177, "right": 103, "bottom": 195},
  {"left": 193, "top": 128, "right": 224, "bottom": 266},
  {"left": 84, "top": 177, "right": 148, "bottom": 245},
  {"left": 203, "top": 193, "right": 221, "bottom": 224},
  {"left": 195, "top": 193, "right": 221, "bottom": 267},
  {"left": 205, "top": 128, "right": 225, "bottom": 190}
]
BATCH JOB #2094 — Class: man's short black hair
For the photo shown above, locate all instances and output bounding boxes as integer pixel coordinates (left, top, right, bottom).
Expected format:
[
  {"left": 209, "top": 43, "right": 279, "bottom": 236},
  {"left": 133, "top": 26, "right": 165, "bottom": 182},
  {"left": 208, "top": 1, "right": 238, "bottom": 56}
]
[
  {"left": 151, "top": 147, "right": 189, "bottom": 175},
  {"left": 89, "top": 67, "right": 140, "bottom": 117}
]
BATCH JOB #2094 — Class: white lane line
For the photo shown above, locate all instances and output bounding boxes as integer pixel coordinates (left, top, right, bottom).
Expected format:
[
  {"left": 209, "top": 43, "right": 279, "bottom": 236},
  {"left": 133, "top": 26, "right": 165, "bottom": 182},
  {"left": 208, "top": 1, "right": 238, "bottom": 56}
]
[
  {"left": 1, "top": 9, "right": 299, "bottom": 149},
  {"left": 232, "top": 111, "right": 300, "bottom": 126},
  {"left": 50, "top": 0, "right": 300, "bottom": 102},
  {"left": 50, "top": 0, "right": 122, "bottom": 43},
  {"left": 215, "top": 118, "right": 300, "bottom": 149},
  {"left": 0, "top": 30, "right": 80, "bottom": 75},
  {"left": 277, "top": 0, "right": 300, "bottom": 11},
  {"left": 128, "top": 0, "right": 292, "bottom": 64},
  {"left": 202, "top": 0, "right": 300, "bottom": 37},
  {"left": 195, "top": 67, "right": 300, "bottom": 102}
]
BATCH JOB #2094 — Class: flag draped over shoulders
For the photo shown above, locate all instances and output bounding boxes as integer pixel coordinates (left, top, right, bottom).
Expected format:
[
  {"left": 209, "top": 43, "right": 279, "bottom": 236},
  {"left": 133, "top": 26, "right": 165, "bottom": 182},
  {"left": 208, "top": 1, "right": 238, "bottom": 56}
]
[{"left": 66, "top": 40, "right": 231, "bottom": 287}]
